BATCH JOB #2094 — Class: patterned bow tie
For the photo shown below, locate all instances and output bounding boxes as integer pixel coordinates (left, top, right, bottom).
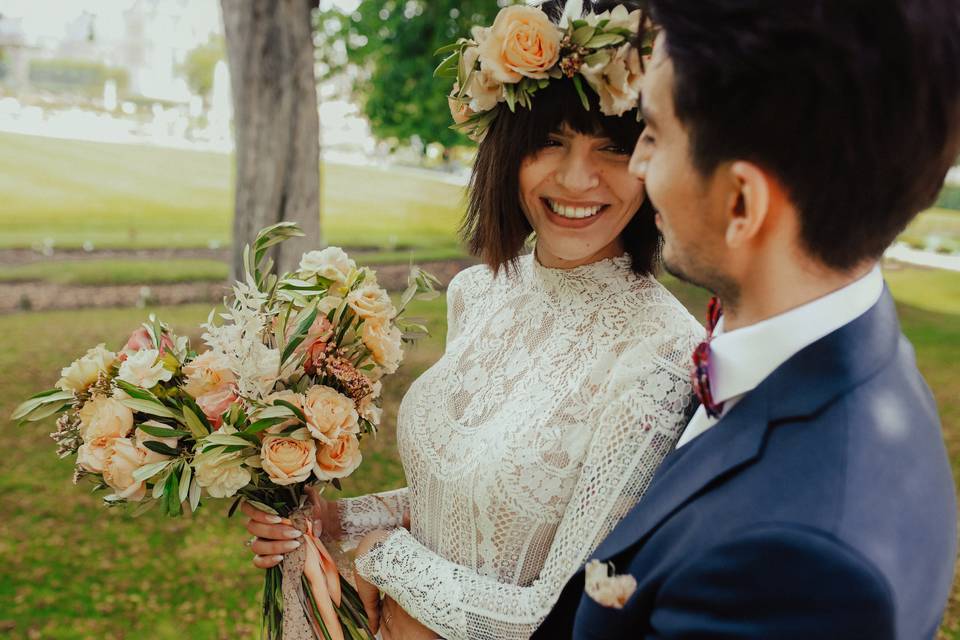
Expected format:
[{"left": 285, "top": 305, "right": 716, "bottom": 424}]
[{"left": 691, "top": 296, "right": 724, "bottom": 419}]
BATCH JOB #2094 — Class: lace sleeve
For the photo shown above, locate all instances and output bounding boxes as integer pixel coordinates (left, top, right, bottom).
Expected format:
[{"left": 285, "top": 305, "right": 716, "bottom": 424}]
[
  {"left": 336, "top": 488, "right": 409, "bottom": 548},
  {"left": 354, "top": 330, "right": 698, "bottom": 640}
]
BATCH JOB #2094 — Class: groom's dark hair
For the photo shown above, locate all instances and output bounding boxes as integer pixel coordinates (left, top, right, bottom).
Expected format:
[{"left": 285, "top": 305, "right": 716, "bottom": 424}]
[{"left": 644, "top": 0, "right": 960, "bottom": 271}]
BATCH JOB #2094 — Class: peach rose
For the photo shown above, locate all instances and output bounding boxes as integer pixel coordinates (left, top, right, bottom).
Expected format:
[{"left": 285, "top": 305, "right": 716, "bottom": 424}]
[
  {"left": 76, "top": 436, "right": 116, "bottom": 474},
  {"left": 459, "top": 44, "right": 504, "bottom": 113},
  {"left": 580, "top": 43, "right": 643, "bottom": 116},
  {"left": 57, "top": 344, "right": 116, "bottom": 393},
  {"left": 78, "top": 395, "right": 134, "bottom": 442},
  {"left": 196, "top": 385, "right": 238, "bottom": 429},
  {"left": 182, "top": 350, "right": 236, "bottom": 399},
  {"left": 346, "top": 284, "right": 395, "bottom": 322},
  {"left": 261, "top": 431, "right": 316, "bottom": 486},
  {"left": 102, "top": 437, "right": 147, "bottom": 501},
  {"left": 361, "top": 320, "right": 403, "bottom": 375},
  {"left": 302, "top": 385, "right": 359, "bottom": 444},
  {"left": 314, "top": 433, "right": 362, "bottom": 481},
  {"left": 476, "top": 5, "right": 561, "bottom": 83}
]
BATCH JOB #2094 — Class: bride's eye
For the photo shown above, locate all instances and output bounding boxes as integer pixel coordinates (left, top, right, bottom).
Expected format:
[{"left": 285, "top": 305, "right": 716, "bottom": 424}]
[
  {"left": 540, "top": 137, "right": 563, "bottom": 148},
  {"left": 602, "top": 143, "right": 632, "bottom": 155}
]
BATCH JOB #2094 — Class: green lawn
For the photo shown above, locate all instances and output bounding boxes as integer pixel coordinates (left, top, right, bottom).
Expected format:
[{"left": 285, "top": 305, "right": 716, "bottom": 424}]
[
  {"left": 0, "top": 131, "right": 466, "bottom": 252},
  {"left": 0, "top": 265, "right": 957, "bottom": 638}
]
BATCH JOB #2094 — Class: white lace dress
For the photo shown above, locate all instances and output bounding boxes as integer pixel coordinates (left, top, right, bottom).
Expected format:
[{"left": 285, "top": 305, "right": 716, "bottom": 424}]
[{"left": 343, "top": 254, "right": 704, "bottom": 640}]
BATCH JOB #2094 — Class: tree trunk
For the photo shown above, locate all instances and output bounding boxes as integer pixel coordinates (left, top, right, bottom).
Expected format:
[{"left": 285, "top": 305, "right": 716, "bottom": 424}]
[{"left": 220, "top": 0, "right": 321, "bottom": 281}]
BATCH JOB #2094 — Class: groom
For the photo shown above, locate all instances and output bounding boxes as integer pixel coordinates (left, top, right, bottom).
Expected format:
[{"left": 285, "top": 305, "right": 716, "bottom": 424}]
[{"left": 535, "top": 1, "right": 960, "bottom": 638}]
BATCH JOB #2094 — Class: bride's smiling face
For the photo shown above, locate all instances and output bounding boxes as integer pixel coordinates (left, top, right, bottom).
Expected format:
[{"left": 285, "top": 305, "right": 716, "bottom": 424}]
[{"left": 519, "top": 124, "right": 646, "bottom": 269}]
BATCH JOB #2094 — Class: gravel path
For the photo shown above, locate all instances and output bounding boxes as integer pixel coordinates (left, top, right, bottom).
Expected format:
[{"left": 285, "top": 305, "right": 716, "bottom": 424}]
[{"left": 0, "top": 259, "right": 476, "bottom": 314}]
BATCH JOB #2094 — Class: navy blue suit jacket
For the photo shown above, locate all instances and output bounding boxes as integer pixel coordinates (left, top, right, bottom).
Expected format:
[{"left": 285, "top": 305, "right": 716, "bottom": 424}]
[{"left": 534, "top": 289, "right": 956, "bottom": 639}]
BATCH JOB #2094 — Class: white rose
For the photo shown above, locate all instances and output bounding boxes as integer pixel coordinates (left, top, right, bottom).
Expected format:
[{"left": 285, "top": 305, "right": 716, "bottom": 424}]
[
  {"left": 57, "top": 344, "right": 116, "bottom": 393},
  {"left": 298, "top": 247, "right": 356, "bottom": 285},
  {"left": 358, "top": 381, "right": 382, "bottom": 427},
  {"left": 460, "top": 44, "right": 504, "bottom": 113},
  {"left": 585, "top": 5, "right": 641, "bottom": 33},
  {"left": 117, "top": 349, "right": 173, "bottom": 390},
  {"left": 580, "top": 43, "right": 643, "bottom": 116},
  {"left": 361, "top": 320, "right": 403, "bottom": 375},
  {"left": 193, "top": 449, "right": 252, "bottom": 499},
  {"left": 346, "top": 284, "right": 396, "bottom": 322}
]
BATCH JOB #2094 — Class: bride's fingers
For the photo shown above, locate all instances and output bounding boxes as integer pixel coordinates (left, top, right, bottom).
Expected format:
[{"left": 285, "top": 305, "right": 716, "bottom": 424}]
[
  {"left": 245, "top": 519, "right": 304, "bottom": 541},
  {"left": 355, "top": 576, "right": 381, "bottom": 633},
  {"left": 252, "top": 554, "right": 285, "bottom": 570},
  {"left": 251, "top": 537, "right": 302, "bottom": 557},
  {"left": 240, "top": 501, "right": 283, "bottom": 524}
]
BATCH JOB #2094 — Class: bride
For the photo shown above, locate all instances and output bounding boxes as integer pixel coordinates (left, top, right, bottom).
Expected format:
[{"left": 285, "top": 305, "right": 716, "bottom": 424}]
[{"left": 244, "top": 2, "right": 702, "bottom": 638}]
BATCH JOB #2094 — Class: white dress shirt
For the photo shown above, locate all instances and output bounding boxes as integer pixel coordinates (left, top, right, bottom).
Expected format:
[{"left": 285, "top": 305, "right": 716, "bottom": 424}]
[{"left": 676, "top": 265, "right": 885, "bottom": 448}]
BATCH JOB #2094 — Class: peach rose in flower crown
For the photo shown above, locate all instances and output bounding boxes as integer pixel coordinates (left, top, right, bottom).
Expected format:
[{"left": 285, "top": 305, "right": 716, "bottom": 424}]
[
  {"left": 580, "top": 43, "right": 644, "bottom": 117},
  {"left": 476, "top": 5, "right": 561, "bottom": 83},
  {"left": 314, "top": 433, "right": 362, "bottom": 481},
  {"left": 102, "top": 437, "right": 147, "bottom": 501},
  {"left": 261, "top": 431, "right": 316, "bottom": 486},
  {"left": 302, "top": 385, "right": 359, "bottom": 444}
]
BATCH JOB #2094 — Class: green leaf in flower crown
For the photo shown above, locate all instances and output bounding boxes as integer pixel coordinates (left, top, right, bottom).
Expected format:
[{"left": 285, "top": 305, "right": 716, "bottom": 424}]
[
  {"left": 572, "top": 74, "right": 591, "bottom": 111},
  {"left": 434, "top": 50, "right": 460, "bottom": 78},
  {"left": 143, "top": 440, "right": 181, "bottom": 458},
  {"left": 586, "top": 32, "right": 626, "bottom": 48},
  {"left": 571, "top": 24, "right": 596, "bottom": 45}
]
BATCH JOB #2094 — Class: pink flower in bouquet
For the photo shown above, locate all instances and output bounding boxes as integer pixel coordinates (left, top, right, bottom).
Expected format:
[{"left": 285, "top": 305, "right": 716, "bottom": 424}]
[
  {"left": 261, "top": 432, "right": 316, "bottom": 485},
  {"left": 182, "top": 350, "right": 236, "bottom": 399},
  {"left": 122, "top": 327, "right": 175, "bottom": 357},
  {"left": 196, "top": 385, "right": 238, "bottom": 430},
  {"left": 314, "top": 432, "right": 362, "bottom": 481}
]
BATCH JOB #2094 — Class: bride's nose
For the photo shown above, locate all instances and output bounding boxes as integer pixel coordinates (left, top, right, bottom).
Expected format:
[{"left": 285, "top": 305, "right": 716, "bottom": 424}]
[{"left": 554, "top": 148, "right": 601, "bottom": 193}]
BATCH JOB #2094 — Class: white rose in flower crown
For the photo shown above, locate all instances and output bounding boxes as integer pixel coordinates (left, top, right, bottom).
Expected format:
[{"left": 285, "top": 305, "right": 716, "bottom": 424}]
[
  {"left": 117, "top": 349, "right": 173, "bottom": 390},
  {"left": 580, "top": 43, "right": 644, "bottom": 117},
  {"left": 477, "top": 5, "right": 562, "bottom": 83},
  {"left": 314, "top": 433, "right": 362, "bottom": 481},
  {"left": 182, "top": 350, "right": 236, "bottom": 398},
  {"left": 362, "top": 320, "right": 403, "bottom": 375},
  {"left": 457, "top": 43, "right": 504, "bottom": 114},
  {"left": 135, "top": 427, "right": 179, "bottom": 464},
  {"left": 298, "top": 247, "right": 356, "bottom": 285},
  {"left": 102, "top": 437, "right": 147, "bottom": 501},
  {"left": 78, "top": 395, "right": 134, "bottom": 442},
  {"left": 194, "top": 448, "right": 252, "bottom": 498},
  {"left": 346, "top": 284, "right": 396, "bottom": 322},
  {"left": 358, "top": 380, "right": 382, "bottom": 426},
  {"left": 302, "top": 385, "right": 359, "bottom": 444},
  {"left": 261, "top": 431, "right": 316, "bottom": 486},
  {"left": 57, "top": 344, "right": 116, "bottom": 393}
]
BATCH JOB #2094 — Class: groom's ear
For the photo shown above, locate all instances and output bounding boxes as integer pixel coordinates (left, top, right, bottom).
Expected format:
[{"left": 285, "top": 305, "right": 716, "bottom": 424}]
[{"left": 722, "top": 161, "right": 777, "bottom": 249}]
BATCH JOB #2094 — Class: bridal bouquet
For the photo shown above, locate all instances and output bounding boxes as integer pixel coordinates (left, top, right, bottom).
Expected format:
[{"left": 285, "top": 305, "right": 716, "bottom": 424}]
[{"left": 12, "top": 223, "right": 438, "bottom": 640}]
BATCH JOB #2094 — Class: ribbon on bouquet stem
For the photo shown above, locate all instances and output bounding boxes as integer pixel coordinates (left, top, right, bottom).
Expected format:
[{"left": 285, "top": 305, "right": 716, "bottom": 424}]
[{"left": 281, "top": 510, "right": 345, "bottom": 640}]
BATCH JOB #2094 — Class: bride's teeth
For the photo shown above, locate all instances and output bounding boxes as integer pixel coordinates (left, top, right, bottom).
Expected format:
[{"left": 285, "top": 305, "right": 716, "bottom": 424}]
[{"left": 548, "top": 200, "right": 602, "bottom": 219}]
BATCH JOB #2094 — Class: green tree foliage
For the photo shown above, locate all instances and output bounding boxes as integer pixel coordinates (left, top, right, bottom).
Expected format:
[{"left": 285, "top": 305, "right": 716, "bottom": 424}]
[
  {"left": 315, "top": 0, "right": 519, "bottom": 148},
  {"left": 180, "top": 35, "right": 225, "bottom": 100}
]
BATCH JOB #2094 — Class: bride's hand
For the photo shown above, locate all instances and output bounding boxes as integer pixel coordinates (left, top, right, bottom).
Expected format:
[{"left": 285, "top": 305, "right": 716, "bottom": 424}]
[
  {"left": 381, "top": 596, "right": 437, "bottom": 640},
  {"left": 353, "top": 529, "right": 393, "bottom": 632},
  {"left": 241, "top": 487, "right": 342, "bottom": 569}
]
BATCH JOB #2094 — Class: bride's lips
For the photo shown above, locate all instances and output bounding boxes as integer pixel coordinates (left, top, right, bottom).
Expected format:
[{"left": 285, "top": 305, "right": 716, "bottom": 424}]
[{"left": 541, "top": 198, "right": 610, "bottom": 229}]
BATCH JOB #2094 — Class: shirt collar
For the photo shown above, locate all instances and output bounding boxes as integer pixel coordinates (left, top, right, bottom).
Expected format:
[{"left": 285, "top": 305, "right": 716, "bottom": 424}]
[{"left": 709, "top": 265, "right": 884, "bottom": 404}]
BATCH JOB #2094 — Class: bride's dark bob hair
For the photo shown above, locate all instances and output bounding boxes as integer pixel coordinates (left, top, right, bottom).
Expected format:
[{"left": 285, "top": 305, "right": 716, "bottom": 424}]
[{"left": 460, "top": 0, "right": 659, "bottom": 276}]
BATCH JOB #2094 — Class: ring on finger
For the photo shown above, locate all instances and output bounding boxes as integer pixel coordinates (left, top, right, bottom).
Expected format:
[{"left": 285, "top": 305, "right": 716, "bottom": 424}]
[{"left": 245, "top": 536, "right": 256, "bottom": 547}]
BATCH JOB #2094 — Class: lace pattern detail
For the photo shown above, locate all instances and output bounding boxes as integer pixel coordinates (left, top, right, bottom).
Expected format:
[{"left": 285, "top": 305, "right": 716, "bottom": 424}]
[
  {"left": 337, "top": 488, "right": 409, "bottom": 548},
  {"left": 354, "top": 255, "right": 704, "bottom": 639}
]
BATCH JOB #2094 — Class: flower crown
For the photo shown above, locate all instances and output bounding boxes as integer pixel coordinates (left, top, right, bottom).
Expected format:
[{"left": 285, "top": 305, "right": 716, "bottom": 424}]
[{"left": 436, "top": 2, "right": 650, "bottom": 141}]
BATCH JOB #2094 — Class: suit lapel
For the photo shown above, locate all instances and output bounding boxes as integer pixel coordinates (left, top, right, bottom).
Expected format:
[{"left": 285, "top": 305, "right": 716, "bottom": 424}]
[
  {"left": 592, "top": 389, "right": 771, "bottom": 561},
  {"left": 590, "top": 288, "right": 902, "bottom": 563}
]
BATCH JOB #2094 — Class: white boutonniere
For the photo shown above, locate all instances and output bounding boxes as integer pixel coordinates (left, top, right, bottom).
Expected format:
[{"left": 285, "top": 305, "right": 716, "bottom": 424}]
[{"left": 584, "top": 559, "right": 637, "bottom": 609}]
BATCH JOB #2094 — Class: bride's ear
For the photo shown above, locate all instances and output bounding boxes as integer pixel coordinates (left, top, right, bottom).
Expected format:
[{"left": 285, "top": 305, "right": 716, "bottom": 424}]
[{"left": 723, "top": 161, "right": 772, "bottom": 249}]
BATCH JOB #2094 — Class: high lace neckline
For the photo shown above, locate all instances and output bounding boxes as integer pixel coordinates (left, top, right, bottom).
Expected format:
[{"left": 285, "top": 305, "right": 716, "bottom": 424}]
[{"left": 526, "top": 251, "right": 637, "bottom": 296}]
